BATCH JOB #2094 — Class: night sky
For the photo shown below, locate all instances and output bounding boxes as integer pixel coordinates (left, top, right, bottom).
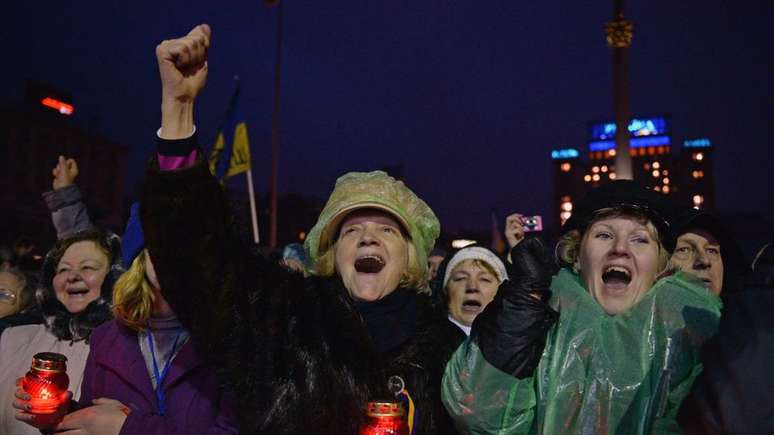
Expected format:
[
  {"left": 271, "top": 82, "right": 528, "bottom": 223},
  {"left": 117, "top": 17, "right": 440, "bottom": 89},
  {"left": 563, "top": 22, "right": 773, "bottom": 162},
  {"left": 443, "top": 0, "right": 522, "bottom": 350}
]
[{"left": 3, "top": 1, "right": 772, "bottom": 237}]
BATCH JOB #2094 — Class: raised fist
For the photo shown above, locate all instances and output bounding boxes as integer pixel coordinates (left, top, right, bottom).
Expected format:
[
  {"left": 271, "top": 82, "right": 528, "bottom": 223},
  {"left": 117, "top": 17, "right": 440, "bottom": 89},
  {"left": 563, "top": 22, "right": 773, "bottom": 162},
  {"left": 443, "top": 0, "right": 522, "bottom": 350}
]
[
  {"left": 52, "top": 155, "right": 79, "bottom": 190},
  {"left": 156, "top": 24, "right": 211, "bottom": 105}
]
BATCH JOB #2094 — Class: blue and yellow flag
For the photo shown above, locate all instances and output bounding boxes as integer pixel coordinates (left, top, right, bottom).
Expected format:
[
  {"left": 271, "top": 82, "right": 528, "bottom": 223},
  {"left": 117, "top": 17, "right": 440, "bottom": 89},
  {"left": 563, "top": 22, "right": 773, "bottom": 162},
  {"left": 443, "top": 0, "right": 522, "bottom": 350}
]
[{"left": 209, "top": 87, "right": 251, "bottom": 179}]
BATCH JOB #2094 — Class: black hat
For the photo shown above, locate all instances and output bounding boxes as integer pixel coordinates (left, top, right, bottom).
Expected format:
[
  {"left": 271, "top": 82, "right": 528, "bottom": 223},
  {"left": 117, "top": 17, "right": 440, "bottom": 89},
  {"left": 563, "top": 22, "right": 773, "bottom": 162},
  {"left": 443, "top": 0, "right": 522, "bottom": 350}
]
[{"left": 563, "top": 180, "right": 675, "bottom": 250}]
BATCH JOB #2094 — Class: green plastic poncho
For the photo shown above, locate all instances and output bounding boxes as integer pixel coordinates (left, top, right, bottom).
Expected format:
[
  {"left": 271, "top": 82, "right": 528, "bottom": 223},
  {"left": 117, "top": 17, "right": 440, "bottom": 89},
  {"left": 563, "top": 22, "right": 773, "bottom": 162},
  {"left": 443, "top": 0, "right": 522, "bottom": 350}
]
[{"left": 442, "top": 268, "right": 722, "bottom": 435}]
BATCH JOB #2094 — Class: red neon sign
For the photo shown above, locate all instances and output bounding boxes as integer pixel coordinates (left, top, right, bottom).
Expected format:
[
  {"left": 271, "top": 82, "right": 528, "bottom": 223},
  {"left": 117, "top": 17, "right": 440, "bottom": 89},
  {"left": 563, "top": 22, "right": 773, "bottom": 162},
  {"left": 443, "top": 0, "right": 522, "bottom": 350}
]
[{"left": 40, "top": 97, "right": 74, "bottom": 115}]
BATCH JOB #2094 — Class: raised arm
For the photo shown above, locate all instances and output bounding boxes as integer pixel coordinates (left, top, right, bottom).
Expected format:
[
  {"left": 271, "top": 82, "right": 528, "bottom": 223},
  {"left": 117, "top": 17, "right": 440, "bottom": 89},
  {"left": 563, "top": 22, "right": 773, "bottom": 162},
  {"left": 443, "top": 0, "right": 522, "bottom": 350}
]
[{"left": 42, "top": 156, "right": 93, "bottom": 238}]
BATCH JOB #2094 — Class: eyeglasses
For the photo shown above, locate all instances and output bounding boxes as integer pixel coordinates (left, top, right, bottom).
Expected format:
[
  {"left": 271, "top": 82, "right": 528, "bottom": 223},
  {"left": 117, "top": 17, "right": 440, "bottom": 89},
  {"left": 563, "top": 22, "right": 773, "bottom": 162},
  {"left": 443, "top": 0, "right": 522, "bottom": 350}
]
[{"left": 0, "top": 289, "right": 17, "bottom": 305}]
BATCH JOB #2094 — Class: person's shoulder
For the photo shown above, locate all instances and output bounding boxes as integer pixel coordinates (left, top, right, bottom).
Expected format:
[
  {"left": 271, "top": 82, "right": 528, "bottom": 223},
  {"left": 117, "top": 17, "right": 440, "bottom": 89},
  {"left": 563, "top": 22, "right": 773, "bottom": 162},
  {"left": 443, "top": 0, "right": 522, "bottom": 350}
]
[
  {"left": 87, "top": 319, "right": 122, "bottom": 347},
  {"left": 653, "top": 271, "right": 723, "bottom": 311},
  {"left": 0, "top": 324, "right": 49, "bottom": 354}
]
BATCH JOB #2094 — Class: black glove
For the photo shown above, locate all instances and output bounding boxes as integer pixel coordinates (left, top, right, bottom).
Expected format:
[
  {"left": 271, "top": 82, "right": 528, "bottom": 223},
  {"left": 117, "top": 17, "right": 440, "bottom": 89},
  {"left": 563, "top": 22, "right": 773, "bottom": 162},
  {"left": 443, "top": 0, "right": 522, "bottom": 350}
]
[
  {"left": 472, "top": 237, "right": 558, "bottom": 378},
  {"left": 506, "top": 236, "right": 556, "bottom": 300}
]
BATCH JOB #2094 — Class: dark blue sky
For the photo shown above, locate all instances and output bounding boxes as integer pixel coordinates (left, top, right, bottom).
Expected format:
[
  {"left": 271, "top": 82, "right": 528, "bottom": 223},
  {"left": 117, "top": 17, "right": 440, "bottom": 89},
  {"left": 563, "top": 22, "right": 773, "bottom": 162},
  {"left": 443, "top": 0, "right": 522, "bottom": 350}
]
[{"left": 3, "top": 1, "right": 772, "bottom": 235}]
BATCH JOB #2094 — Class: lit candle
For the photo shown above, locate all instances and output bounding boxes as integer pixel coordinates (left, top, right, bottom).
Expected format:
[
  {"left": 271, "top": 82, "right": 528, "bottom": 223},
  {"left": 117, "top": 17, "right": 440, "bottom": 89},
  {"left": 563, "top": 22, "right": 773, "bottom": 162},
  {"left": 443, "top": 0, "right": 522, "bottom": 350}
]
[
  {"left": 23, "top": 352, "right": 69, "bottom": 418},
  {"left": 360, "top": 401, "right": 409, "bottom": 435}
]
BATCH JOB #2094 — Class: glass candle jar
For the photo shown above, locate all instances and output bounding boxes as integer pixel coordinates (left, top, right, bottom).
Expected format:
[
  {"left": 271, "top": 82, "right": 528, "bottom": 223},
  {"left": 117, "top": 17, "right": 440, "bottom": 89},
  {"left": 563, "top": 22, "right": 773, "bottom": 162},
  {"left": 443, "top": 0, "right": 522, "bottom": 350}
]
[
  {"left": 360, "top": 401, "right": 409, "bottom": 435},
  {"left": 22, "top": 352, "right": 69, "bottom": 416}
]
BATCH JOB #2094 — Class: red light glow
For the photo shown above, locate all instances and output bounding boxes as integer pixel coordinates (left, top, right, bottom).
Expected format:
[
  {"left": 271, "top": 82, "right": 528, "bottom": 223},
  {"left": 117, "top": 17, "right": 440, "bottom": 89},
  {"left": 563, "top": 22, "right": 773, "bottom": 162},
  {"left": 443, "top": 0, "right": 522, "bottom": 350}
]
[{"left": 40, "top": 97, "right": 74, "bottom": 115}]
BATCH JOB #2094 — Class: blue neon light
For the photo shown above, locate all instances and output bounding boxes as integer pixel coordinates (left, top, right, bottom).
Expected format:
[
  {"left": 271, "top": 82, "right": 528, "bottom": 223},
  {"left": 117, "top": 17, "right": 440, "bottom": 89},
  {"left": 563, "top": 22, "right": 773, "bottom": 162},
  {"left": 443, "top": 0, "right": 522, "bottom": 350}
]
[
  {"left": 590, "top": 117, "right": 668, "bottom": 140},
  {"left": 588, "top": 136, "right": 671, "bottom": 151},
  {"left": 551, "top": 148, "right": 579, "bottom": 159},
  {"left": 683, "top": 138, "right": 711, "bottom": 148}
]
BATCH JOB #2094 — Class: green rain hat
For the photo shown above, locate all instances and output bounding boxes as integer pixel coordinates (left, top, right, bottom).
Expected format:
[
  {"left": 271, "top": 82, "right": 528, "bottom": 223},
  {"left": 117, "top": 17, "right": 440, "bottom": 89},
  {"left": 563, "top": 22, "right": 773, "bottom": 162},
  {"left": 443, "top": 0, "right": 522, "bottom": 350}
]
[{"left": 305, "top": 170, "right": 440, "bottom": 276}]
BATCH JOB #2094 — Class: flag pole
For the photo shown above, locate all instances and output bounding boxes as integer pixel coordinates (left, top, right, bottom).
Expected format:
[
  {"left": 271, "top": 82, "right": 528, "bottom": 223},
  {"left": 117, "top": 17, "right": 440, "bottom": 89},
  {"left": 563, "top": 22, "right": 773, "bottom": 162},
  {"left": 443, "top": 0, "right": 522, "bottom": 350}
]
[{"left": 246, "top": 169, "right": 260, "bottom": 244}]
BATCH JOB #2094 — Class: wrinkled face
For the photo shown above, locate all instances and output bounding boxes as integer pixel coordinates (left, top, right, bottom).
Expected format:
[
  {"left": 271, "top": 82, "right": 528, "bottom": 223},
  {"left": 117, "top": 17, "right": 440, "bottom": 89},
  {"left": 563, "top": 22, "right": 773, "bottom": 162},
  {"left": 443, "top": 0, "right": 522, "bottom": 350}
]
[
  {"left": 334, "top": 209, "right": 409, "bottom": 301},
  {"left": 52, "top": 241, "right": 109, "bottom": 314},
  {"left": 0, "top": 272, "right": 24, "bottom": 318},
  {"left": 427, "top": 255, "right": 445, "bottom": 280},
  {"left": 671, "top": 230, "right": 724, "bottom": 295},
  {"left": 446, "top": 259, "right": 500, "bottom": 326},
  {"left": 578, "top": 217, "right": 660, "bottom": 314}
]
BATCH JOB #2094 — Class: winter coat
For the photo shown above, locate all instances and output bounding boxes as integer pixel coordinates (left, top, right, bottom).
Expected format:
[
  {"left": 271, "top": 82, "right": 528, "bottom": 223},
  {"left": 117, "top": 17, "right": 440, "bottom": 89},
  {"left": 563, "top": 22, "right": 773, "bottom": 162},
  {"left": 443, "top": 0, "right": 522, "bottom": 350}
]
[
  {"left": 139, "top": 140, "right": 465, "bottom": 435},
  {"left": 78, "top": 319, "right": 239, "bottom": 435},
  {"left": 442, "top": 268, "right": 721, "bottom": 435},
  {"left": 678, "top": 245, "right": 774, "bottom": 435}
]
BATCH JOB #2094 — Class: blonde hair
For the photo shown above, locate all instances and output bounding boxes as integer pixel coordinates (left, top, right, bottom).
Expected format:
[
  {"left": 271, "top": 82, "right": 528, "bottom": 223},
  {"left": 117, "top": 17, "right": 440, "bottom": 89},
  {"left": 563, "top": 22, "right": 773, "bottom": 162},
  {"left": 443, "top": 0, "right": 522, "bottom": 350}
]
[
  {"left": 112, "top": 250, "right": 155, "bottom": 331},
  {"left": 315, "top": 240, "right": 429, "bottom": 294},
  {"left": 556, "top": 208, "right": 670, "bottom": 274}
]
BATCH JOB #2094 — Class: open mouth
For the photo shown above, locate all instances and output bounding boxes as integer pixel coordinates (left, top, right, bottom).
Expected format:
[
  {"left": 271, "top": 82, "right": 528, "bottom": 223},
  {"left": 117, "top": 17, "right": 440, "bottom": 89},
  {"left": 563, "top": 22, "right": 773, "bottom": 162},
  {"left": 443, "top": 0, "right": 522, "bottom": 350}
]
[
  {"left": 461, "top": 299, "right": 482, "bottom": 312},
  {"left": 66, "top": 288, "right": 90, "bottom": 297},
  {"left": 601, "top": 266, "right": 632, "bottom": 290},
  {"left": 354, "top": 255, "right": 385, "bottom": 274}
]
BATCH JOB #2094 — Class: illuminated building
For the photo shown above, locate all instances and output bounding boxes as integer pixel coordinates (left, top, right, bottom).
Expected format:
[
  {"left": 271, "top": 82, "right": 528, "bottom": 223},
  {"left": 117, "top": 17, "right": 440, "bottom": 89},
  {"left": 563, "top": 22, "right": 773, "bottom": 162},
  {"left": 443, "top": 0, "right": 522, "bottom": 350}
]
[
  {"left": 0, "top": 81, "right": 129, "bottom": 249},
  {"left": 552, "top": 117, "right": 715, "bottom": 226}
]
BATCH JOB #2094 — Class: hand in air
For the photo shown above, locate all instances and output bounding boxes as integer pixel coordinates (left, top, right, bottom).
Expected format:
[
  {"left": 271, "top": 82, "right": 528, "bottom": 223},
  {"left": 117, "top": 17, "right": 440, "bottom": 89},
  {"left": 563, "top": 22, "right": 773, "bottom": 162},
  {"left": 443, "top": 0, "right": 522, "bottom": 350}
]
[{"left": 52, "top": 155, "right": 79, "bottom": 190}]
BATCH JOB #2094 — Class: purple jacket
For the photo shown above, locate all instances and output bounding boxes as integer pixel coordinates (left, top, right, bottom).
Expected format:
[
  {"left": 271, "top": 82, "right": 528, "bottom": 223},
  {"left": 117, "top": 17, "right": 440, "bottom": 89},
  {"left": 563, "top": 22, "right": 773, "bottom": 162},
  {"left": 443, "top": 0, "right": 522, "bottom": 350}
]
[{"left": 79, "top": 320, "right": 239, "bottom": 435}]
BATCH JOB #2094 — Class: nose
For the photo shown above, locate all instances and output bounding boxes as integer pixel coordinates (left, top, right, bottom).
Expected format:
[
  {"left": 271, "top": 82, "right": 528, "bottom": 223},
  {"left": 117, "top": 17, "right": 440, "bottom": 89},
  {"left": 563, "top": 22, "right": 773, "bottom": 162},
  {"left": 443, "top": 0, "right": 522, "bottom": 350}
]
[
  {"left": 66, "top": 270, "right": 82, "bottom": 282},
  {"left": 608, "top": 237, "right": 631, "bottom": 258},
  {"left": 465, "top": 279, "right": 480, "bottom": 293},
  {"left": 693, "top": 251, "right": 711, "bottom": 270},
  {"left": 357, "top": 226, "right": 381, "bottom": 247}
]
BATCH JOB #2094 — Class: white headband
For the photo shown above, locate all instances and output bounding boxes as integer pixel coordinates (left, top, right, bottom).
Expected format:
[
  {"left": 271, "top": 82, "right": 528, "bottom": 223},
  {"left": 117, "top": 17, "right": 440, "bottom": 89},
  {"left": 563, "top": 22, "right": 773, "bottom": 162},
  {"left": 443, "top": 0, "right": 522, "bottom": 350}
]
[{"left": 443, "top": 246, "right": 507, "bottom": 288}]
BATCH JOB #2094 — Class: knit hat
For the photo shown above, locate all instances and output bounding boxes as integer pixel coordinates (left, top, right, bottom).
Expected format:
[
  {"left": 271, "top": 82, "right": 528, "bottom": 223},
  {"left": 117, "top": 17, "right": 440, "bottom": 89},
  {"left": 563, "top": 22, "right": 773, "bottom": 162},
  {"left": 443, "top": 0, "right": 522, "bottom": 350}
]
[
  {"left": 305, "top": 171, "right": 440, "bottom": 276},
  {"left": 442, "top": 246, "right": 507, "bottom": 289}
]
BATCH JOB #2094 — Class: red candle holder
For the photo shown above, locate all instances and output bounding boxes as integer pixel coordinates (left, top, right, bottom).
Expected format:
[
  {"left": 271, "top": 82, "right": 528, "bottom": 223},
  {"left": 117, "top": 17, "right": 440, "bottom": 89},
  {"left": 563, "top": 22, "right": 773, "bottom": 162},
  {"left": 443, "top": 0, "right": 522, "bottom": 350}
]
[
  {"left": 360, "top": 401, "right": 409, "bottom": 435},
  {"left": 22, "top": 352, "right": 69, "bottom": 427}
]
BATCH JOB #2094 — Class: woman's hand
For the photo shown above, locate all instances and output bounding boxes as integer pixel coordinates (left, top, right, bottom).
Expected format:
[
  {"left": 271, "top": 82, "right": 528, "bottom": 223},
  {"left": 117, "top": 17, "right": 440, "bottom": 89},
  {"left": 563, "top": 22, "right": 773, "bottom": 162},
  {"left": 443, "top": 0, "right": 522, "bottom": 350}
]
[
  {"left": 52, "top": 398, "right": 129, "bottom": 435},
  {"left": 156, "top": 23, "right": 211, "bottom": 139},
  {"left": 13, "top": 378, "right": 72, "bottom": 429},
  {"left": 52, "top": 155, "right": 79, "bottom": 190},
  {"left": 504, "top": 213, "right": 526, "bottom": 249}
]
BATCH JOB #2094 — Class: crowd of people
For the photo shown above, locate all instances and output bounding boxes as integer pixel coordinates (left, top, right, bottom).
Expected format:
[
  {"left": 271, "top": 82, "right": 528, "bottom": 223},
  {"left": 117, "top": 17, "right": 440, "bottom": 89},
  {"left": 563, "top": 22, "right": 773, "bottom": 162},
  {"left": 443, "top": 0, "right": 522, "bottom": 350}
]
[{"left": 1, "top": 23, "right": 772, "bottom": 435}]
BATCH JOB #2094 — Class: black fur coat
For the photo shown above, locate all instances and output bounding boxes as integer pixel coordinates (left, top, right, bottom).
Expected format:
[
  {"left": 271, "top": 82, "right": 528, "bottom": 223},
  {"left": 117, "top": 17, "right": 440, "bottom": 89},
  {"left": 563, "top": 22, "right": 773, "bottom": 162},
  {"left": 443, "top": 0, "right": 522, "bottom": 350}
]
[{"left": 141, "top": 152, "right": 464, "bottom": 435}]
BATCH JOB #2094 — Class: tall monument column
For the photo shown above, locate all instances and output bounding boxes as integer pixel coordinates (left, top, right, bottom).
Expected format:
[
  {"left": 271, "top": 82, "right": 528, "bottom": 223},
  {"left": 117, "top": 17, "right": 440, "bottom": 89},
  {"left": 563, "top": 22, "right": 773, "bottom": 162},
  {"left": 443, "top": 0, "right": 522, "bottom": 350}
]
[{"left": 605, "top": 0, "right": 634, "bottom": 180}]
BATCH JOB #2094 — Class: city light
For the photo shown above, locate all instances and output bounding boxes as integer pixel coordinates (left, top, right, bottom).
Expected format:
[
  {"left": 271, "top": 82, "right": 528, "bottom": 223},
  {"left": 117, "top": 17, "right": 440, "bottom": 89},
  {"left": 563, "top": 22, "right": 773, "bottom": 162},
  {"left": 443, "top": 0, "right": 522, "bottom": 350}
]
[
  {"left": 40, "top": 97, "right": 74, "bottom": 115},
  {"left": 692, "top": 170, "right": 704, "bottom": 179},
  {"left": 652, "top": 170, "right": 660, "bottom": 177},
  {"left": 551, "top": 149, "right": 580, "bottom": 160},
  {"left": 560, "top": 211, "right": 572, "bottom": 225},
  {"left": 584, "top": 175, "right": 592, "bottom": 182},
  {"left": 663, "top": 177, "right": 670, "bottom": 185},
  {"left": 684, "top": 138, "right": 711, "bottom": 148},
  {"left": 601, "top": 165, "right": 608, "bottom": 173},
  {"left": 693, "top": 195, "right": 704, "bottom": 208},
  {"left": 652, "top": 161, "right": 660, "bottom": 169},
  {"left": 560, "top": 162, "right": 572, "bottom": 172},
  {"left": 592, "top": 174, "right": 600, "bottom": 181},
  {"left": 693, "top": 152, "right": 704, "bottom": 161},
  {"left": 592, "top": 166, "right": 600, "bottom": 173},
  {"left": 662, "top": 185, "right": 670, "bottom": 194},
  {"left": 298, "top": 231, "right": 306, "bottom": 241},
  {"left": 609, "top": 172, "right": 616, "bottom": 179}
]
